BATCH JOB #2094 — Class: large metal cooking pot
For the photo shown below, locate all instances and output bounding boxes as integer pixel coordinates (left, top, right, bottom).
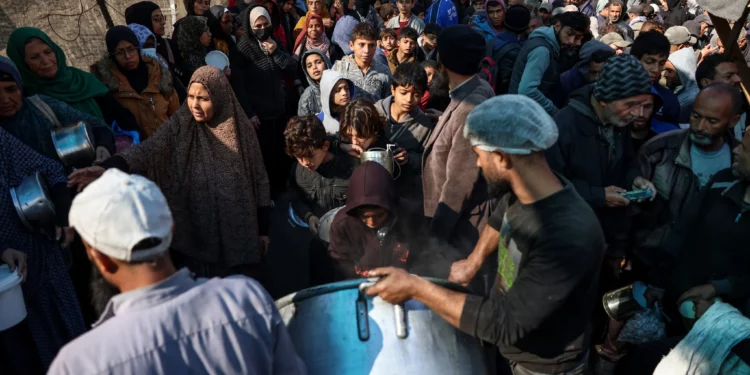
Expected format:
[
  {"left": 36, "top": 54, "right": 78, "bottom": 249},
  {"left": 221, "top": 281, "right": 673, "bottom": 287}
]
[
  {"left": 9, "top": 172, "right": 56, "bottom": 231},
  {"left": 276, "top": 278, "right": 492, "bottom": 375},
  {"left": 51, "top": 121, "right": 95, "bottom": 167}
]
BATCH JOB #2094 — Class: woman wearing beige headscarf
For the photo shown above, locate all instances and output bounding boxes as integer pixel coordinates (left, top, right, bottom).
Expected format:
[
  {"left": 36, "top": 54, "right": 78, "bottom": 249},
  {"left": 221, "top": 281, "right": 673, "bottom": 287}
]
[{"left": 68, "top": 66, "right": 272, "bottom": 282}]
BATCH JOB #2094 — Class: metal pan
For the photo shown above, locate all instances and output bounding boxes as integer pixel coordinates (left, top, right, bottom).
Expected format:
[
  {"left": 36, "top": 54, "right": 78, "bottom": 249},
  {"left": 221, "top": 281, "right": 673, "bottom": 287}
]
[
  {"left": 51, "top": 121, "right": 95, "bottom": 167},
  {"left": 10, "top": 172, "right": 56, "bottom": 231}
]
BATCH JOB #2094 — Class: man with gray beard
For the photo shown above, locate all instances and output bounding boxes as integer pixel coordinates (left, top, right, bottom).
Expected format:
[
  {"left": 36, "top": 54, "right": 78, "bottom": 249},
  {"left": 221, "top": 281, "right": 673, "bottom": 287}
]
[
  {"left": 633, "top": 83, "right": 743, "bottom": 302},
  {"left": 546, "top": 54, "right": 657, "bottom": 264}
]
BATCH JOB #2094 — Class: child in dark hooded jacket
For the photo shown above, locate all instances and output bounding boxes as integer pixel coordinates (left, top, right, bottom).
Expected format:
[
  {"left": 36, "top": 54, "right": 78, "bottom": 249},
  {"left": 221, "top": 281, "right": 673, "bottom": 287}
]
[{"left": 328, "top": 161, "right": 461, "bottom": 280}]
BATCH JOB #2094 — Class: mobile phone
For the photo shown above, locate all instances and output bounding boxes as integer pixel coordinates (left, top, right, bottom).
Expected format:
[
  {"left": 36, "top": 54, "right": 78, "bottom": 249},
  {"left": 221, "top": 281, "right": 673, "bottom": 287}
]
[{"left": 621, "top": 188, "right": 653, "bottom": 200}]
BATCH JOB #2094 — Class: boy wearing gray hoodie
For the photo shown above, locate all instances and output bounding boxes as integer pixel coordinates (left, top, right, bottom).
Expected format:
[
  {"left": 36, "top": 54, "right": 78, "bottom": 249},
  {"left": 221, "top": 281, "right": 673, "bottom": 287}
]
[{"left": 298, "top": 49, "right": 332, "bottom": 116}]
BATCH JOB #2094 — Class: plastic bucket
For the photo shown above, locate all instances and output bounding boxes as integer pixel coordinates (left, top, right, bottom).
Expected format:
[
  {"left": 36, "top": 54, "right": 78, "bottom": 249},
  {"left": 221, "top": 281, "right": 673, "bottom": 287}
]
[{"left": 0, "top": 264, "right": 26, "bottom": 331}]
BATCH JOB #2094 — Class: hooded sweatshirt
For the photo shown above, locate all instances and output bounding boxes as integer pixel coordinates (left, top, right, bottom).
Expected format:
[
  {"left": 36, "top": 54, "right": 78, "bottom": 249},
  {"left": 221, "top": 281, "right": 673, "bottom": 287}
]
[
  {"left": 298, "top": 49, "right": 332, "bottom": 116},
  {"left": 509, "top": 26, "right": 561, "bottom": 116},
  {"left": 668, "top": 47, "right": 699, "bottom": 111},
  {"left": 328, "top": 161, "right": 459, "bottom": 280},
  {"left": 559, "top": 40, "right": 611, "bottom": 103},
  {"left": 317, "top": 70, "right": 355, "bottom": 134},
  {"left": 471, "top": 0, "right": 505, "bottom": 43}
]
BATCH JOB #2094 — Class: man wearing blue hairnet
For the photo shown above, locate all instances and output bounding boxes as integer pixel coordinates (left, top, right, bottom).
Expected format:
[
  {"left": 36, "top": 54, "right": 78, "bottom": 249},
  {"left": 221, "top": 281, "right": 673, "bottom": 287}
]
[{"left": 363, "top": 95, "right": 606, "bottom": 375}]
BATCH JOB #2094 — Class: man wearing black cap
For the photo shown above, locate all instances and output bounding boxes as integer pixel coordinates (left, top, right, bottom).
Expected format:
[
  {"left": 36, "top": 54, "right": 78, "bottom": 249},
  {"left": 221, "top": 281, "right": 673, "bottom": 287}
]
[
  {"left": 483, "top": 5, "right": 530, "bottom": 94},
  {"left": 422, "top": 25, "right": 494, "bottom": 264},
  {"left": 509, "top": 11, "right": 589, "bottom": 116}
]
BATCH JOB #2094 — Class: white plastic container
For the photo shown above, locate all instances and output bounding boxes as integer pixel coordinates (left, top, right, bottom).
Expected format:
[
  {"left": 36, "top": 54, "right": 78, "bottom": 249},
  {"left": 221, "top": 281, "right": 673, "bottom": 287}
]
[
  {"left": 0, "top": 264, "right": 26, "bottom": 331},
  {"left": 205, "top": 51, "right": 230, "bottom": 70}
]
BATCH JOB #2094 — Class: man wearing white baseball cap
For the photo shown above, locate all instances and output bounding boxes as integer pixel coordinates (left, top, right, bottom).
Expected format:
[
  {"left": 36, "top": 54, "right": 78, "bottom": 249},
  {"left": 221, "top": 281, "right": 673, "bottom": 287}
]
[{"left": 48, "top": 169, "right": 305, "bottom": 375}]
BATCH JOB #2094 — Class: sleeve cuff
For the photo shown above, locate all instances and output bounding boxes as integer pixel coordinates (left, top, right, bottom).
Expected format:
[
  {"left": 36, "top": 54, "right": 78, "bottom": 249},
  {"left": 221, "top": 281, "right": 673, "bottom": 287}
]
[
  {"left": 458, "top": 294, "right": 486, "bottom": 337},
  {"left": 591, "top": 187, "right": 607, "bottom": 208},
  {"left": 258, "top": 206, "right": 272, "bottom": 236},
  {"left": 99, "top": 155, "right": 130, "bottom": 173},
  {"left": 92, "top": 126, "right": 116, "bottom": 154},
  {"left": 710, "top": 279, "right": 732, "bottom": 296}
]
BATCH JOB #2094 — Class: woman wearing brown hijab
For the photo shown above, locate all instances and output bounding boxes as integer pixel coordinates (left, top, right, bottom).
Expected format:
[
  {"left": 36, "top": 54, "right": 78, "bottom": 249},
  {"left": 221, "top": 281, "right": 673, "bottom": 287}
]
[{"left": 68, "top": 66, "right": 272, "bottom": 282}]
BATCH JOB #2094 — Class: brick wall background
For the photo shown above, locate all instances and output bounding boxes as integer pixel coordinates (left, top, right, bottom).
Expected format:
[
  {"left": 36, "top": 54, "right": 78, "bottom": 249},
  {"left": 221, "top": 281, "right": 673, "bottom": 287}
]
[{"left": 0, "top": 0, "right": 202, "bottom": 69}]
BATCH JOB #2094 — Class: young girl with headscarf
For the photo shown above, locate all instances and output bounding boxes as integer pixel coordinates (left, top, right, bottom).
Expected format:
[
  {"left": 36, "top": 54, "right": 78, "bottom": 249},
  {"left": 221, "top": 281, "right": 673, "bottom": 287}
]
[{"left": 293, "top": 13, "right": 344, "bottom": 61}]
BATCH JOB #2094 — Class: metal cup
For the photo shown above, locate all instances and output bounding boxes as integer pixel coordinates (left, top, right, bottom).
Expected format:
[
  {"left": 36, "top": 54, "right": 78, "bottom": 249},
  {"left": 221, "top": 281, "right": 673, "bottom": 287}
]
[
  {"left": 602, "top": 284, "right": 645, "bottom": 321},
  {"left": 50, "top": 121, "right": 95, "bottom": 168}
]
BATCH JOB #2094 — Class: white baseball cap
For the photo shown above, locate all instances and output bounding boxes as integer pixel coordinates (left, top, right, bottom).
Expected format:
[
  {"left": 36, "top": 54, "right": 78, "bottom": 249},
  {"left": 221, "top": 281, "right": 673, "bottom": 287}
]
[{"left": 69, "top": 169, "right": 173, "bottom": 262}]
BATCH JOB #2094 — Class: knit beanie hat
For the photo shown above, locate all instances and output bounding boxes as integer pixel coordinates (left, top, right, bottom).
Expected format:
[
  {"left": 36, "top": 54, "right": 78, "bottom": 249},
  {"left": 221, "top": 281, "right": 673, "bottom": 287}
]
[
  {"left": 504, "top": 5, "right": 531, "bottom": 33},
  {"left": 437, "top": 25, "right": 484, "bottom": 75},
  {"left": 593, "top": 54, "right": 652, "bottom": 102},
  {"left": 106, "top": 26, "right": 141, "bottom": 56}
]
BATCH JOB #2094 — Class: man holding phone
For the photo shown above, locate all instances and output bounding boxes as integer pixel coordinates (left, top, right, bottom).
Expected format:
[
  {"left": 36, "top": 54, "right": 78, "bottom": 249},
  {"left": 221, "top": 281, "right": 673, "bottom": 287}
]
[{"left": 546, "top": 54, "right": 657, "bottom": 264}]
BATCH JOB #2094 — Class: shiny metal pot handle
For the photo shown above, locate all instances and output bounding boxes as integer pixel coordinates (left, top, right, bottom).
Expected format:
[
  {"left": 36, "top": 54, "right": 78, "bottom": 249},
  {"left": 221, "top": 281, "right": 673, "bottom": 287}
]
[{"left": 358, "top": 281, "right": 408, "bottom": 341}]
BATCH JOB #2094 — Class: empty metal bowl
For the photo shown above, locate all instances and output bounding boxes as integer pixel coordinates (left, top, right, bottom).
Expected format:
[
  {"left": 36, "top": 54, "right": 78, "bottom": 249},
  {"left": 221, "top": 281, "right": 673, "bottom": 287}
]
[
  {"left": 10, "top": 172, "right": 56, "bottom": 231},
  {"left": 51, "top": 121, "right": 95, "bottom": 167}
]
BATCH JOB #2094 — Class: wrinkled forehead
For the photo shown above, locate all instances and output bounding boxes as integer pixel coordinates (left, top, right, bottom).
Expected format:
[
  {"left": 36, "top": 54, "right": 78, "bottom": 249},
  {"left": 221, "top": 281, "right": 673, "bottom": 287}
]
[{"left": 189, "top": 67, "right": 228, "bottom": 102}]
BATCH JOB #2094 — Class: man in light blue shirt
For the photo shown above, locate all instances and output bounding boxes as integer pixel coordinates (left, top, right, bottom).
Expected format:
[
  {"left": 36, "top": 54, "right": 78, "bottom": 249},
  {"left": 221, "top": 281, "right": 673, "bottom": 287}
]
[{"left": 49, "top": 169, "right": 306, "bottom": 375}]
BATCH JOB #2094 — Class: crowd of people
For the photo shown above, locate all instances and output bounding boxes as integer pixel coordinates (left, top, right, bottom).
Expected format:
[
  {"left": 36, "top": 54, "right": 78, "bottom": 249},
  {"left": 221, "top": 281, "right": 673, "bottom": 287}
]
[{"left": 1, "top": 0, "right": 749, "bottom": 373}]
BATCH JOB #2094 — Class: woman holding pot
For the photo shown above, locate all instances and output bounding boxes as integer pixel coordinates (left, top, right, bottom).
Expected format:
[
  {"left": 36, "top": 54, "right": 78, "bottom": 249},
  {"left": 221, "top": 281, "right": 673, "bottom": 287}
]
[
  {"left": 0, "top": 56, "right": 115, "bottom": 165},
  {"left": 68, "top": 66, "right": 273, "bottom": 283},
  {"left": 6, "top": 28, "right": 128, "bottom": 157},
  {"left": 231, "top": 5, "right": 297, "bottom": 199},
  {"left": 91, "top": 26, "right": 180, "bottom": 140},
  {"left": 0, "top": 58, "right": 85, "bottom": 372}
]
